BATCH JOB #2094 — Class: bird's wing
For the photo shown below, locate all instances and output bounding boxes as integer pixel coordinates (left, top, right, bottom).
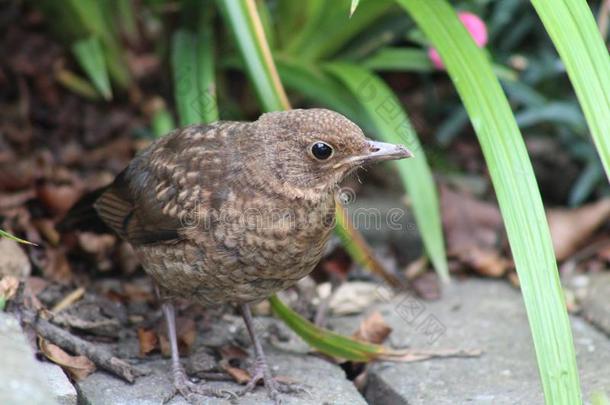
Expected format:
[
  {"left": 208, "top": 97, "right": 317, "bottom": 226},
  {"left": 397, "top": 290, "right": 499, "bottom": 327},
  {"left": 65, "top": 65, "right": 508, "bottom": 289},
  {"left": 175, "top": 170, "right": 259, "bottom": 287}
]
[
  {"left": 94, "top": 123, "right": 233, "bottom": 245},
  {"left": 94, "top": 169, "right": 183, "bottom": 245}
]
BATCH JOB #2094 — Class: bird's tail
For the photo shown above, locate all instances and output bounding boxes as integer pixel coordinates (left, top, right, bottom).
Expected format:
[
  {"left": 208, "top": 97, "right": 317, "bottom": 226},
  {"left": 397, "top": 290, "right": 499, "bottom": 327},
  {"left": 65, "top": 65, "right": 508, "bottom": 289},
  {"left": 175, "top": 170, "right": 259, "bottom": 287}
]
[{"left": 56, "top": 186, "right": 112, "bottom": 233}]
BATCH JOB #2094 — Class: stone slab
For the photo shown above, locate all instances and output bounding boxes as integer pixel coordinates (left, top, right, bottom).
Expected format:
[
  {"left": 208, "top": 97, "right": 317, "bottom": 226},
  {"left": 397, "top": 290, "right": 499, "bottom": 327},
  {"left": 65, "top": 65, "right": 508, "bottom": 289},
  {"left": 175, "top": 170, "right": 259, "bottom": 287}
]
[
  {"left": 581, "top": 272, "right": 610, "bottom": 337},
  {"left": 0, "top": 312, "right": 57, "bottom": 405},
  {"left": 38, "top": 361, "right": 78, "bottom": 405},
  {"left": 77, "top": 348, "right": 366, "bottom": 405},
  {"left": 328, "top": 279, "right": 610, "bottom": 404}
]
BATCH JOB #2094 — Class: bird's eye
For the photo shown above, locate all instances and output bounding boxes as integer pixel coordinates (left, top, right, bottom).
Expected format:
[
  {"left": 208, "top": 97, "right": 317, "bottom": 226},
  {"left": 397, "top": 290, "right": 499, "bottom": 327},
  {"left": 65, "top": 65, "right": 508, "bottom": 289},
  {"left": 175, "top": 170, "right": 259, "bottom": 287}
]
[{"left": 310, "top": 141, "right": 334, "bottom": 160}]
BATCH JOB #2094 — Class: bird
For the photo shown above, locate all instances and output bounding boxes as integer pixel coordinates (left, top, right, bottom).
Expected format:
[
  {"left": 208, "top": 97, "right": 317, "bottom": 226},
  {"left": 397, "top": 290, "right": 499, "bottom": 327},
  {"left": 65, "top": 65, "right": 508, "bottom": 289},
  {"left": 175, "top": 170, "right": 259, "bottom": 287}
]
[{"left": 84, "top": 108, "right": 412, "bottom": 403}]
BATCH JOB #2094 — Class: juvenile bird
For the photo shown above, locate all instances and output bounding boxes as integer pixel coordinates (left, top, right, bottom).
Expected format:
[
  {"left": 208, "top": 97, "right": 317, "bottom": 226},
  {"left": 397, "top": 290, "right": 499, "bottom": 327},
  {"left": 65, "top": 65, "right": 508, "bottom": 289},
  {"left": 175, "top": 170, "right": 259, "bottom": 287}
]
[{"left": 92, "top": 109, "right": 412, "bottom": 402}]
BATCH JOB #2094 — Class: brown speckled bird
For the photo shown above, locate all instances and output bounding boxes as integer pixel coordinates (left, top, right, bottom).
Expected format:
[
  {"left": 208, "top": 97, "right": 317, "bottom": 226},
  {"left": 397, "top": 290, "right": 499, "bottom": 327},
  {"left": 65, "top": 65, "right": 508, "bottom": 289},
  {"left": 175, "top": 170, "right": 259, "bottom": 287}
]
[{"left": 93, "top": 108, "right": 412, "bottom": 402}]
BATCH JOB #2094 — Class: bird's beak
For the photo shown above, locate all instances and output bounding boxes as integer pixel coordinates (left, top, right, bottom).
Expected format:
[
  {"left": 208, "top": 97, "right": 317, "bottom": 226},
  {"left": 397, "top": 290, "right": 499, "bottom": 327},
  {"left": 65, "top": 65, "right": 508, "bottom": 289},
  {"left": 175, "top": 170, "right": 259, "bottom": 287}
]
[{"left": 359, "top": 140, "right": 413, "bottom": 164}]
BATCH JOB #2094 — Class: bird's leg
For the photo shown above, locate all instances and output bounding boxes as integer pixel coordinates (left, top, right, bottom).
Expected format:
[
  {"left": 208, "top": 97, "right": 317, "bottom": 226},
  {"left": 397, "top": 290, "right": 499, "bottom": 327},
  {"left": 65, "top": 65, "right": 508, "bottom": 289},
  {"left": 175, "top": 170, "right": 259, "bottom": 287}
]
[
  {"left": 160, "top": 301, "right": 234, "bottom": 403},
  {"left": 238, "top": 303, "right": 309, "bottom": 403}
]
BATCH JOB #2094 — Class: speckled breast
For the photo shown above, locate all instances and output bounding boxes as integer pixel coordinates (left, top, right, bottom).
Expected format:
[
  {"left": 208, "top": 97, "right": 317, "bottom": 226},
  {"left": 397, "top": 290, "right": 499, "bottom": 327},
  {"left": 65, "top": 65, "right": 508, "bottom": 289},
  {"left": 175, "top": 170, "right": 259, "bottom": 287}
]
[{"left": 136, "top": 192, "right": 336, "bottom": 305}]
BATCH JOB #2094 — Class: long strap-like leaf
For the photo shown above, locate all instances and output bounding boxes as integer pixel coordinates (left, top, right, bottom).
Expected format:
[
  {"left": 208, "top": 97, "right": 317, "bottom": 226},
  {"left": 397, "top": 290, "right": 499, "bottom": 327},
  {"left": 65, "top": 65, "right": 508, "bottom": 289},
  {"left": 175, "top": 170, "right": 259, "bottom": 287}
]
[
  {"left": 529, "top": 0, "right": 610, "bottom": 184},
  {"left": 397, "top": 1, "right": 581, "bottom": 403}
]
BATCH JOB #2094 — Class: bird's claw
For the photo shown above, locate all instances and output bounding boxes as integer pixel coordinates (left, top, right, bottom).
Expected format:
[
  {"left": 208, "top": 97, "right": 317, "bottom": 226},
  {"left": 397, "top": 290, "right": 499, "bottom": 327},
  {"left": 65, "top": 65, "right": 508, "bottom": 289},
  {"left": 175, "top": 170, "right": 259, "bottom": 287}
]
[
  {"left": 164, "top": 369, "right": 237, "bottom": 404},
  {"left": 237, "top": 363, "right": 310, "bottom": 404}
]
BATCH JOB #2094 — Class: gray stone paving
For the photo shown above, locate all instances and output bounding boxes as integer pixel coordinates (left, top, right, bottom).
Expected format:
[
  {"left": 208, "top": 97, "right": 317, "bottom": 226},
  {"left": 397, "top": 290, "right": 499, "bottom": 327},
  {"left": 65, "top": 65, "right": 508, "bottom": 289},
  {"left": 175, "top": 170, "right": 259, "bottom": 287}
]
[
  {"left": 329, "top": 279, "right": 610, "bottom": 405},
  {"left": 2, "top": 277, "right": 609, "bottom": 404}
]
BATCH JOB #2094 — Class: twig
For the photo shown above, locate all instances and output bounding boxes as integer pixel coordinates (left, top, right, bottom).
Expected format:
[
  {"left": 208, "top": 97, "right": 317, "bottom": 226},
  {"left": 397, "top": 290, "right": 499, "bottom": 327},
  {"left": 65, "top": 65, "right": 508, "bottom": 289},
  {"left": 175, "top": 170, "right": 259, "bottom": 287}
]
[
  {"left": 21, "top": 309, "right": 148, "bottom": 383},
  {"left": 51, "top": 286, "right": 86, "bottom": 314}
]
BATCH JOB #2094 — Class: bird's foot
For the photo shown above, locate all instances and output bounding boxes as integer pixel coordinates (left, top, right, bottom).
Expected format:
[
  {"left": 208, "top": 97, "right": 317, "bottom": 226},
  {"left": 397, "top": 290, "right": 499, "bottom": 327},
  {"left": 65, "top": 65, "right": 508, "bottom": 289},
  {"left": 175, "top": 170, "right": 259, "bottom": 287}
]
[
  {"left": 237, "top": 360, "right": 310, "bottom": 404},
  {"left": 164, "top": 366, "right": 237, "bottom": 404}
]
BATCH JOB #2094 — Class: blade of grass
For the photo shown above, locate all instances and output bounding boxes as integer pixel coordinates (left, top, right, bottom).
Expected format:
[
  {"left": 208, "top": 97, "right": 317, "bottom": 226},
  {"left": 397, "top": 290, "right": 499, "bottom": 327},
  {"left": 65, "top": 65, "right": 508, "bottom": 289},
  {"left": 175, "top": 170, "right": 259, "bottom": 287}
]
[
  {"left": 268, "top": 295, "right": 389, "bottom": 361},
  {"left": 335, "top": 204, "right": 403, "bottom": 287},
  {"left": 217, "top": 0, "right": 289, "bottom": 111},
  {"left": 361, "top": 47, "right": 433, "bottom": 72},
  {"left": 72, "top": 37, "right": 112, "bottom": 100},
  {"left": 171, "top": 15, "right": 218, "bottom": 126},
  {"left": 37, "top": 0, "right": 131, "bottom": 88},
  {"left": 275, "top": 57, "right": 363, "bottom": 119},
  {"left": 397, "top": 1, "right": 581, "bottom": 403},
  {"left": 113, "top": 0, "right": 139, "bottom": 44},
  {"left": 284, "top": 0, "right": 394, "bottom": 60},
  {"left": 196, "top": 10, "right": 219, "bottom": 122},
  {"left": 171, "top": 29, "right": 200, "bottom": 126},
  {"left": 0, "top": 229, "right": 37, "bottom": 246},
  {"left": 326, "top": 63, "right": 448, "bottom": 282},
  {"left": 150, "top": 99, "right": 176, "bottom": 138},
  {"left": 529, "top": 0, "right": 610, "bottom": 183},
  {"left": 55, "top": 69, "right": 101, "bottom": 101}
]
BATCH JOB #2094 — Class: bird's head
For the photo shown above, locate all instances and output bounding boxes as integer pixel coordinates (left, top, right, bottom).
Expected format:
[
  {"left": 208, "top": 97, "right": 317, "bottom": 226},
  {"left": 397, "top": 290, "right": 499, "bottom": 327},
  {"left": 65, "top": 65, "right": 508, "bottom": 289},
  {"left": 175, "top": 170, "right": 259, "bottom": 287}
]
[{"left": 248, "top": 108, "right": 413, "bottom": 199}]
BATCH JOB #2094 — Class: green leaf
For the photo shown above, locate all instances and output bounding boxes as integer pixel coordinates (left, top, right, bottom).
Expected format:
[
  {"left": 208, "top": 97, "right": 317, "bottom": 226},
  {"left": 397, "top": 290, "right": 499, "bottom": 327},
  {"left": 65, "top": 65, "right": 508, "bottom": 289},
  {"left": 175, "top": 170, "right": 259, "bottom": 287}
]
[
  {"left": 396, "top": 1, "right": 581, "bottom": 403},
  {"left": 0, "top": 229, "right": 37, "bottom": 246},
  {"left": 72, "top": 37, "right": 112, "bottom": 100},
  {"left": 361, "top": 47, "right": 433, "bottom": 72},
  {"left": 36, "top": 0, "right": 131, "bottom": 89},
  {"left": 217, "top": 0, "right": 289, "bottom": 111},
  {"left": 326, "top": 62, "right": 448, "bottom": 282},
  {"left": 275, "top": 57, "right": 362, "bottom": 118},
  {"left": 529, "top": 0, "right": 610, "bottom": 184},
  {"left": 268, "top": 294, "right": 388, "bottom": 361},
  {"left": 171, "top": 22, "right": 218, "bottom": 125},
  {"left": 284, "top": 0, "right": 394, "bottom": 60},
  {"left": 151, "top": 102, "right": 175, "bottom": 138}
]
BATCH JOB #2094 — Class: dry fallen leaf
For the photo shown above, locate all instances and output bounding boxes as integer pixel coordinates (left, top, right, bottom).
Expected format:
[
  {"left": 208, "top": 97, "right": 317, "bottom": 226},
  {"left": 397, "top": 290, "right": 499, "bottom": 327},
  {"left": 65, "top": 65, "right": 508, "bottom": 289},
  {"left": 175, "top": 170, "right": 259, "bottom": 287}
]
[
  {"left": 39, "top": 338, "right": 96, "bottom": 380},
  {"left": 352, "top": 311, "right": 392, "bottom": 345},
  {"left": 31, "top": 247, "right": 73, "bottom": 284},
  {"left": 219, "top": 359, "right": 251, "bottom": 384},
  {"left": 219, "top": 344, "right": 249, "bottom": 362},
  {"left": 547, "top": 198, "right": 610, "bottom": 261},
  {"left": 441, "top": 186, "right": 511, "bottom": 277},
  {"left": 137, "top": 328, "right": 158, "bottom": 356},
  {"left": 159, "top": 317, "right": 196, "bottom": 357},
  {"left": 36, "top": 181, "right": 83, "bottom": 216},
  {"left": 0, "top": 275, "right": 20, "bottom": 306}
]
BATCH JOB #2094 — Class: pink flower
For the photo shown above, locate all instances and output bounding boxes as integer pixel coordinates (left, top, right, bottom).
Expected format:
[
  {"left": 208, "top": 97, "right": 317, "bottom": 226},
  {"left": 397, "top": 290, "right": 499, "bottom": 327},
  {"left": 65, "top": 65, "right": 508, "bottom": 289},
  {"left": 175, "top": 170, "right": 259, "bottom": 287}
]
[{"left": 428, "top": 11, "right": 488, "bottom": 70}]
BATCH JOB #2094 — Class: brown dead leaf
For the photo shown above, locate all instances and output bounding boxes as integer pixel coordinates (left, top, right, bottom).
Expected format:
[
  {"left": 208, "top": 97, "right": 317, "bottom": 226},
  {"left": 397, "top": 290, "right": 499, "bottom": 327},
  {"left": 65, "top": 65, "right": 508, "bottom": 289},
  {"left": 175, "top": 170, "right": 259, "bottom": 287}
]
[
  {"left": 547, "top": 198, "right": 610, "bottom": 261},
  {"left": 441, "top": 186, "right": 510, "bottom": 277},
  {"left": 352, "top": 311, "right": 392, "bottom": 345},
  {"left": 380, "top": 347, "right": 482, "bottom": 362},
  {"left": 39, "top": 338, "right": 96, "bottom": 380},
  {"left": 219, "top": 344, "right": 249, "bottom": 361},
  {"left": 411, "top": 272, "right": 441, "bottom": 300},
  {"left": 137, "top": 328, "right": 158, "bottom": 356},
  {"left": 218, "top": 359, "right": 251, "bottom": 384},
  {"left": 32, "top": 219, "right": 60, "bottom": 246},
  {"left": 0, "top": 275, "right": 19, "bottom": 302},
  {"left": 159, "top": 317, "right": 196, "bottom": 357},
  {"left": 36, "top": 181, "right": 82, "bottom": 216},
  {"left": 37, "top": 248, "right": 72, "bottom": 284}
]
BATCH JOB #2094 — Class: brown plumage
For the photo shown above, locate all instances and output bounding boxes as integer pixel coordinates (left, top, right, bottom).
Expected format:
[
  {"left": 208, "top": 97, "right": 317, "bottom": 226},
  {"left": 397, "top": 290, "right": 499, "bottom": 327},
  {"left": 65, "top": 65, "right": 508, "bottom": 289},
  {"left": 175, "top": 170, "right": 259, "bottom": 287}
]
[{"left": 91, "top": 108, "right": 412, "bottom": 402}]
